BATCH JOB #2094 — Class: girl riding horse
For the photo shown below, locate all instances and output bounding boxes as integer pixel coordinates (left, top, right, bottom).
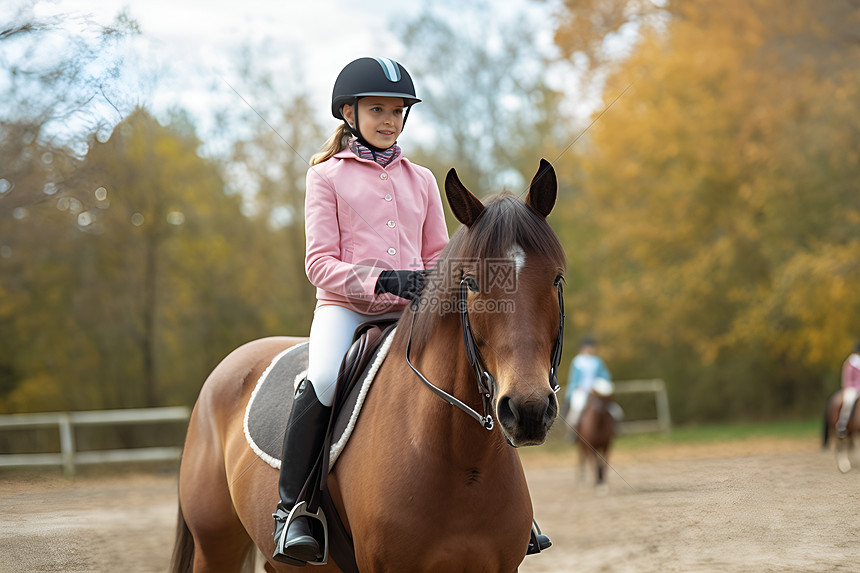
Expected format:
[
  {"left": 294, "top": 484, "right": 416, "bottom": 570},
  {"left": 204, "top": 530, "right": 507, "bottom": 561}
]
[{"left": 171, "top": 159, "right": 567, "bottom": 572}]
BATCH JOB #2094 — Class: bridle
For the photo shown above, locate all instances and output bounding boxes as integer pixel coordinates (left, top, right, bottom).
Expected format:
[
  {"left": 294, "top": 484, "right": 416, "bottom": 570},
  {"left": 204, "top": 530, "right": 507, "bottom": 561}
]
[{"left": 405, "top": 276, "right": 565, "bottom": 432}]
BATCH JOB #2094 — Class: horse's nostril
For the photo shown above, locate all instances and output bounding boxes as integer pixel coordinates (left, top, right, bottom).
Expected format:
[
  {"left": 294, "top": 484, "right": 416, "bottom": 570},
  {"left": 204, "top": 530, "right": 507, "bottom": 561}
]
[{"left": 498, "top": 396, "right": 519, "bottom": 427}]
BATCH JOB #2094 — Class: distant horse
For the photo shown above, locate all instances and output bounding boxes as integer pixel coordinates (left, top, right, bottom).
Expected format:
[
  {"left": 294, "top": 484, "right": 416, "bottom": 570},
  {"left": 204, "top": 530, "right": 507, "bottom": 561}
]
[
  {"left": 576, "top": 384, "right": 617, "bottom": 487},
  {"left": 822, "top": 388, "right": 860, "bottom": 473},
  {"left": 170, "top": 160, "right": 567, "bottom": 573}
]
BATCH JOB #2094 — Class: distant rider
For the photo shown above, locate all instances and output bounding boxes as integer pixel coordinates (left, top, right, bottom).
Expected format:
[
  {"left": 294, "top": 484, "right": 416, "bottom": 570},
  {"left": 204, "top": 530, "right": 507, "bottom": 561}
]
[
  {"left": 565, "top": 337, "right": 612, "bottom": 428},
  {"left": 836, "top": 341, "right": 860, "bottom": 438}
]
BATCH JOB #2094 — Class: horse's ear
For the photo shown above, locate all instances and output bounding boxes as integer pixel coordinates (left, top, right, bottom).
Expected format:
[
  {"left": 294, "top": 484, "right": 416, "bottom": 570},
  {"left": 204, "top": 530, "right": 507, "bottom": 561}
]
[
  {"left": 526, "top": 159, "right": 557, "bottom": 219},
  {"left": 445, "top": 168, "right": 485, "bottom": 228}
]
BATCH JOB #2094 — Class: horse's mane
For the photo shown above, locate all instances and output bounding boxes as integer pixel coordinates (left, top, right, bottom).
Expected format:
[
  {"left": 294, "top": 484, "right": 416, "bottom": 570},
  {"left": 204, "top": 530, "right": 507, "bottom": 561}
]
[{"left": 399, "top": 190, "right": 566, "bottom": 354}]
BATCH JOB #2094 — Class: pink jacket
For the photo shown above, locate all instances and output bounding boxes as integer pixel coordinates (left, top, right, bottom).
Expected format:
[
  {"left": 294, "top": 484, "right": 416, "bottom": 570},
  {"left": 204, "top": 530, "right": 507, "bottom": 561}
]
[
  {"left": 843, "top": 353, "right": 860, "bottom": 390},
  {"left": 304, "top": 148, "right": 449, "bottom": 314}
]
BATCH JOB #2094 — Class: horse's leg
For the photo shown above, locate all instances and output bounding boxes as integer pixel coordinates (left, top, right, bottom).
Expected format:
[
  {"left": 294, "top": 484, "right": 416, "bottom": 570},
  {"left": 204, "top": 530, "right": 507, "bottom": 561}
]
[
  {"left": 827, "top": 395, "right": 853, "bottom": 473},
  {"left": 595, "top": 444, "right": 610, "bottom": 495},
  {"left": 169, "top": 503, "right": 194, "bottom": 573},
  {"left": 836, "top": 437, "right": 852, "bottom": 473},
  {"left": 576, "top": 442, "right": 587, "bottom": 483},
  {"left": 822, "top": 397, "right": 832, "bottom": 450},
  {"left": 227, "top": 455, "right": 281, "bottom": 569},
  {"left": 596, "top": 443, "right": 609, "bottom": 484},
  {"left": 179, "top": 406, "right": 255, "bottom": 572}
]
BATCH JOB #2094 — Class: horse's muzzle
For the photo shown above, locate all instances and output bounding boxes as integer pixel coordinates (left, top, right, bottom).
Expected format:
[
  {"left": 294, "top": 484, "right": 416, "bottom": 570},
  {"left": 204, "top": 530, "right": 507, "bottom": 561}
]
[{"left": 496, "top": 392, "right": 558, "bottom": 447}]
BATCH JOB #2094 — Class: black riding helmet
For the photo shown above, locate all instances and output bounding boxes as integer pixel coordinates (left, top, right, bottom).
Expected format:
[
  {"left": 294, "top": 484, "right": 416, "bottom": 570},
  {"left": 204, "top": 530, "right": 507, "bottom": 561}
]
[{"left": 331, "top": 57, "right": 421, "bottom": 150}]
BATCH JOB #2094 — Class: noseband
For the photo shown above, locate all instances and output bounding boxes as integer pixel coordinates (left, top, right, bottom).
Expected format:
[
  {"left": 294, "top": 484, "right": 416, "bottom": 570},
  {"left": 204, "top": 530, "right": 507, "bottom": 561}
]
[{"left": 405, "top": 277, "right": 565, "bottom": 432}]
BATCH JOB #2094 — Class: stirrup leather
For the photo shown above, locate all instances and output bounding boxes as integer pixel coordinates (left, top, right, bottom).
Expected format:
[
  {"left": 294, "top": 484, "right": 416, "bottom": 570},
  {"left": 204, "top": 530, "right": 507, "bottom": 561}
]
[{"left": 274, "top": 501, "right": 329, "bottom": 566}]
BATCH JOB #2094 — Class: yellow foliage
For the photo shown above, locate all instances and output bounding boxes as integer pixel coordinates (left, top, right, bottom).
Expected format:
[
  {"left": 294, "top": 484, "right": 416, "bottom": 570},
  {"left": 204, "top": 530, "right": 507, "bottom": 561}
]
[
  {"left": 1, "top": 374, "right": 65, "bottom": 414},
  {"left": 743, "top": 242, "right": 860, "bottom": 369},
  {"left": 554, "top": 0, "right": 860, "bottom": 418}
]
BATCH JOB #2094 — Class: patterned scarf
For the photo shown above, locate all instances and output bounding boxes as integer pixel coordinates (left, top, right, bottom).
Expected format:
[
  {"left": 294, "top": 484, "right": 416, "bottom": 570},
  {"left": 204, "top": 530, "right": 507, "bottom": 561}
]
[{"left": 350, "top": 138, "right": 401, "bottom": 167}]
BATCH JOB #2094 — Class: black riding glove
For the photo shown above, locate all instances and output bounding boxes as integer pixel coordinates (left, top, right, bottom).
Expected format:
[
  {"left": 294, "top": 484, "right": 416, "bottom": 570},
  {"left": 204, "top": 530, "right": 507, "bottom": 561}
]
[{"left": 374, "top": 269, "right": 428, "bottom": 300}]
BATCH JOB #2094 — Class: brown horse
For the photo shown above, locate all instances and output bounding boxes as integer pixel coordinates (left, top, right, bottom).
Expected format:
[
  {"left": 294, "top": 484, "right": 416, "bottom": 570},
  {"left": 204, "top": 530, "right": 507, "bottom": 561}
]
[
  {"left": 576, "top": 389, "right": 617, "bottom": 488},
  {"left": 170, "top": 160, "right": 567, "bottom": 573},
  {"left": 822, "top": 388, "right": 860, "bottom": 473}
]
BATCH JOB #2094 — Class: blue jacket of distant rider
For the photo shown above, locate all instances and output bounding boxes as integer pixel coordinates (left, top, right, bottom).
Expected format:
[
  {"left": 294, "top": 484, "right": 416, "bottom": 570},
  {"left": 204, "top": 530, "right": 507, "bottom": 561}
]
[{"left": 565, "top": 354, "right": 611, "bottom": 404}]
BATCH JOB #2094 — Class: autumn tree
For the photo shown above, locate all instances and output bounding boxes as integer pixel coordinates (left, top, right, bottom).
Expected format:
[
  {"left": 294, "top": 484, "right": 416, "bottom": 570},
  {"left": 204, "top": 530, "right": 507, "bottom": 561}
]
[
  {"left": 395, "top": 3, "right": 572, "bottom": 199},
  {"left": 554, "top": 0, "right": 860, "bottom": 421},
  {"left": 0, "top": 108, "right": 286, "bottom": 412},
  {"left": 0, "top": 2, "right": 139, "bottom": 217},
  {"left": 0, "top": 2, "right": 138, "bottom": 410},
  {"left": 215, "top": 46, "right": 323, "bottom": 333}
]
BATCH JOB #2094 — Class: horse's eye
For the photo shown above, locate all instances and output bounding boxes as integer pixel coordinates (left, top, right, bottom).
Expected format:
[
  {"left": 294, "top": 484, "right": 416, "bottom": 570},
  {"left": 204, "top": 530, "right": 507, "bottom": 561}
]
[{"left": 464, "top": 276, "right": 479, "bottom": 293}]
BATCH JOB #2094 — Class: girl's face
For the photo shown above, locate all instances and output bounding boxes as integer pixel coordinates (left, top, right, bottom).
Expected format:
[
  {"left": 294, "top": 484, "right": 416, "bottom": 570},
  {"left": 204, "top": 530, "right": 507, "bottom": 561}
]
[{"left": 342, "top": 97, "right": 405, "bottom": 149}]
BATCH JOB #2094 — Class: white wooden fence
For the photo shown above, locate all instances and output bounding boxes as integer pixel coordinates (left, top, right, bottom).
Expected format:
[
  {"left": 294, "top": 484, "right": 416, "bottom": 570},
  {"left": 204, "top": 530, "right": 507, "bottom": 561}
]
[
  {"left": 0, "top": 406, "right": 189, "bottom": 475},
  {"left": 614, "top": 379, "right": 672, "bottom": 434}
]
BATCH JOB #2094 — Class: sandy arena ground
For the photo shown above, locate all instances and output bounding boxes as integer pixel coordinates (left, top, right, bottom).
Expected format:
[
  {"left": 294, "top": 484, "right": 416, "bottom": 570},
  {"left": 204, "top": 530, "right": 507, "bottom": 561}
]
[{"left": 1, "top": 437, "right": 857, "bottom": 572}]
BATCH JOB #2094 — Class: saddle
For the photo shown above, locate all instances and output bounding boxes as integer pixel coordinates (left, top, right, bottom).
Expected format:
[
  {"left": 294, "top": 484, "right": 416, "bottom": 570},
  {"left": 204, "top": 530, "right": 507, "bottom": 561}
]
[{"left": 337, "top": 319, "right": 398, "bottom": 404}]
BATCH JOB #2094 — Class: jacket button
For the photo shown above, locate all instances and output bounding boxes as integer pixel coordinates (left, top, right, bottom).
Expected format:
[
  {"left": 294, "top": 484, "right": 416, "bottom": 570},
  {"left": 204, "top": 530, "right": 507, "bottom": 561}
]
[
  {"left": 388, "top": 247, "right": 396, "bottom": 255},
  {"left": 387, "top": 220, "right": 396, "bottom": 228},
  {"left": 380, "top": 173, "right": 388, "bottom": 180},
  {"left": 384, "top": 194, "right": 392, "bottom": 201}
]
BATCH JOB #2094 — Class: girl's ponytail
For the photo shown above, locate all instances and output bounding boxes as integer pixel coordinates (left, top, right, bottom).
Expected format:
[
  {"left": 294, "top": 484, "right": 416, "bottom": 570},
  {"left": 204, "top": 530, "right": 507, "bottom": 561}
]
[{"left": 310, "top": 124, "right": 352, "bottom": 166}]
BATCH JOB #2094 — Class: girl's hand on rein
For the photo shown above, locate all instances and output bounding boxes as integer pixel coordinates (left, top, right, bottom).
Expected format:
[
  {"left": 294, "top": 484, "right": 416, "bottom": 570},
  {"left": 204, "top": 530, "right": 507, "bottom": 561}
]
[{"left": 374, "top": 269, "right": 429, "bottom": 300}]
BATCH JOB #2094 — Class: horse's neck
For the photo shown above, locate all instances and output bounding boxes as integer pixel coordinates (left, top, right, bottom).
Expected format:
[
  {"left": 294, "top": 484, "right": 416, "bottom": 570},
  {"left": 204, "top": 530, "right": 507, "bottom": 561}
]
[{"left": 385, "top": 319, "right": 513, "bottom": 467}]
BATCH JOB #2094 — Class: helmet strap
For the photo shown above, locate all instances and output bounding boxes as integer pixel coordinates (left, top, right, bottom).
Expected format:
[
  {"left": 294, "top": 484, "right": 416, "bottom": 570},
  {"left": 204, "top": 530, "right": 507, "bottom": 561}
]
[{"left": 344, "top": 96, "right": 361, "bottom": 137}]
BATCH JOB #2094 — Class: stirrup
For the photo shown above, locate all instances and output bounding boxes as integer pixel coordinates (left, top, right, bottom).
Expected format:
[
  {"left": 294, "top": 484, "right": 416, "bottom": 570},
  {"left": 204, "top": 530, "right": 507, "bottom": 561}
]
[
  {"left": 273, "top": 501, "right": 329, "bottom": 566},
  {"left": 527, "top": 520, "right": 551, "bottom": 555}
]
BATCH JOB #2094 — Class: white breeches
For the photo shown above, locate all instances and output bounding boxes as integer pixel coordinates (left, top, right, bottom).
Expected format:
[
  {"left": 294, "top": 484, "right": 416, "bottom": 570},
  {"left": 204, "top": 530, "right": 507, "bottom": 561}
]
[
  {"left": 307, "top": 305, "right": 401, "bottom": 406},
  {"left": 566, "top": 389, "right": 588, "bottom": 427}
]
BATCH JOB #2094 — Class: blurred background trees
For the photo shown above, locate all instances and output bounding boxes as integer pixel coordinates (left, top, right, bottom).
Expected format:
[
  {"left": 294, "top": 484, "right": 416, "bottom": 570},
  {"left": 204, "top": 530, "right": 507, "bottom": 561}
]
[
  {"left": 555, "top": 0, "right": 860, "bottom": 421},
  {"left": 394, "top": 2, "right": 572, "bottom": 197},
  {"left": 1, "top": 0, "right": 858, "bottom": 425}
]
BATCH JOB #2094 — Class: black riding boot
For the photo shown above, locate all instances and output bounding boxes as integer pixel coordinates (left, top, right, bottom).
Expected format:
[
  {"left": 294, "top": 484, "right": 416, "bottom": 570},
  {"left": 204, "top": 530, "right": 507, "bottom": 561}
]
[{"left": 272, "top": 380, "right": 332, "bottom": 564}]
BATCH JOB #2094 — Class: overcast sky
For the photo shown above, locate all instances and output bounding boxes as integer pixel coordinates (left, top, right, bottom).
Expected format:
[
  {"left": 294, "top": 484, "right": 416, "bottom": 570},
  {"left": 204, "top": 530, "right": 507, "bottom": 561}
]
[
  {"left": 23, "top": 0, "right": 562, "bottom": 152},
  {"left": 30, "top": 0, "right": 408, "bottom": 129}
]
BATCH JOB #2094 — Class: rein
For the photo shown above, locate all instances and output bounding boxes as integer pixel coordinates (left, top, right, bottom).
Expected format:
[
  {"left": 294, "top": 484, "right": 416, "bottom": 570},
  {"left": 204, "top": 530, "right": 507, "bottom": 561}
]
[
  {"left": 405, "top": 279, "right": 495, "bottom": 430},
  {"left": 405, "top": 277, "right": 565, "bottom": 432}
]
